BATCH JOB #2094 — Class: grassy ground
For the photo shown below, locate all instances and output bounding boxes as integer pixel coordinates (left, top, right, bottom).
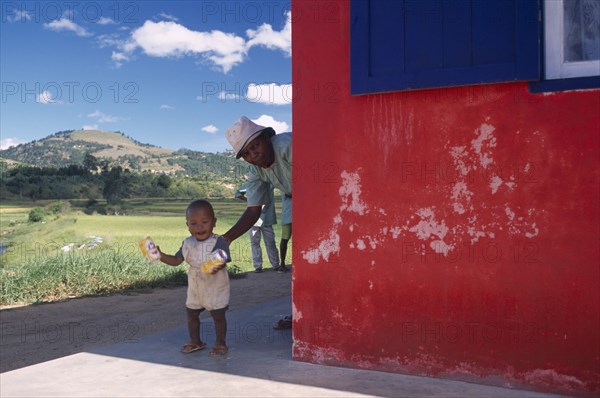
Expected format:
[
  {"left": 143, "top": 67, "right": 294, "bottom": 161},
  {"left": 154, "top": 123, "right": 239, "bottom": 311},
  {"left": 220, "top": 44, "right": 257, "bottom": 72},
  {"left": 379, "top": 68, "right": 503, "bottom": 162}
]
[{"left": 0, "top": 198, "right": 290, "bottom": 306}]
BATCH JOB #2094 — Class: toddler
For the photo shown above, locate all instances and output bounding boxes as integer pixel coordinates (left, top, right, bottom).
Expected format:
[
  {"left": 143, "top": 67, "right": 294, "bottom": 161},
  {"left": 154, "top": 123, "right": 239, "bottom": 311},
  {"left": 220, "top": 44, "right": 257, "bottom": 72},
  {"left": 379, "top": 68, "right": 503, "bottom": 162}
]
[{"left": 158, "top": 199, "right": 231, "bottom": 356}]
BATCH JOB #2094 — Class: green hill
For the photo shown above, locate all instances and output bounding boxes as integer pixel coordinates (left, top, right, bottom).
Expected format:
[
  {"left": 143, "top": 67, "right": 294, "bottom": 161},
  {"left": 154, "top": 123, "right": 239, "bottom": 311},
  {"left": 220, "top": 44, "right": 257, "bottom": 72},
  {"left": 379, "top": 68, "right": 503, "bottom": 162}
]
[
  {"left": 0, "top": 129, "right": 249, "bottom": 201},
  {"left": 0, "top": 129, "right": 244, "bottom": 179}
]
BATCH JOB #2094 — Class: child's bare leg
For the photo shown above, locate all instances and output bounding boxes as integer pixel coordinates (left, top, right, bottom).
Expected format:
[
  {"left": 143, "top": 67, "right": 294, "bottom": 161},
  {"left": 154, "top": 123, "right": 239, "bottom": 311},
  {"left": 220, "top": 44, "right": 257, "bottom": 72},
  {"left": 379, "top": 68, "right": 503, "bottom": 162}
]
[
  {"left": 186, "top": 308, "right": 203, "bottom": 346},
  {"left": 212, "top": 309, "right": 227, "bottom": 345},
  {"left": 209, "top": 308, "right": 228, "bottom": 356}
]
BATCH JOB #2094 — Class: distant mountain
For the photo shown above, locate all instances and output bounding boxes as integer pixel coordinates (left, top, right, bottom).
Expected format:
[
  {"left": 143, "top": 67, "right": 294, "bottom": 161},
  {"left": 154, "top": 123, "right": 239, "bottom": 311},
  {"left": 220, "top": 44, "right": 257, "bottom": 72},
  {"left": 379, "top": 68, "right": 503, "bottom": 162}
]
[{"left": 0, "top": 129, "right": 245, "bottom": 180}]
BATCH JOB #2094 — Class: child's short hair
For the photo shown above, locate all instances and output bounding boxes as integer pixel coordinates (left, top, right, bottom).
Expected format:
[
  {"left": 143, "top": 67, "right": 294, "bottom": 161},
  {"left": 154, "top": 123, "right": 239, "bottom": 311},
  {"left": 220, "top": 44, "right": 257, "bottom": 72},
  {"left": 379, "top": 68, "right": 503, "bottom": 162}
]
[{"left": 186, "top": 199, "right": 215, "bottom": 218}]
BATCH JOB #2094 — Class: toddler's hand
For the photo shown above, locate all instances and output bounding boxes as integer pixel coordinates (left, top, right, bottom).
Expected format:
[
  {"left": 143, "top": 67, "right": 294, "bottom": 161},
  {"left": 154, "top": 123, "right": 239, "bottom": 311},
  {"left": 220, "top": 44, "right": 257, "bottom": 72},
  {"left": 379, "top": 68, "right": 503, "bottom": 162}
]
[{"left": 210, "top": 265, "right": 223, "bottom": 274}]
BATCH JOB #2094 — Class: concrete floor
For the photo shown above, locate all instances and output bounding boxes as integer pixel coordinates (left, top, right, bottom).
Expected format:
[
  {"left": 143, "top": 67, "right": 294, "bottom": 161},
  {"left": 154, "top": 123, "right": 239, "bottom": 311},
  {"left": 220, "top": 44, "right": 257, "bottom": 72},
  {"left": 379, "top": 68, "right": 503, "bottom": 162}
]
[{"left": 0, "top": 297, "right": 571, "bottom": 398}]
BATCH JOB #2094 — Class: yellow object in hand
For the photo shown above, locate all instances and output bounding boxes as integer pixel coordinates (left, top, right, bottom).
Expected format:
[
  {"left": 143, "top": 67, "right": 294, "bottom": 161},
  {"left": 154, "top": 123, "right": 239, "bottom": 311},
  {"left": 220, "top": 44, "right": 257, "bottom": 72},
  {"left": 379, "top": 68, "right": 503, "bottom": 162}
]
[
  {"left": 201, "top": 249, "right": 228, "bottom": 274},
  {"left": 139, "top": 237, "right": 160, "bottom": 265}
]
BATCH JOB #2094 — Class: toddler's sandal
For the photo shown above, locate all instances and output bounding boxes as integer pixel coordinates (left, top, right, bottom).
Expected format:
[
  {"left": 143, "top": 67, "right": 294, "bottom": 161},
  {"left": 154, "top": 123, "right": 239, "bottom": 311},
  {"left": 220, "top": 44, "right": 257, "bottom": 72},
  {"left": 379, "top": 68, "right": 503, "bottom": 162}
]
[
  {"left": 181, "top": 342, "right": 206, "bottom": 353},
  {"left": 209, "top": 344, "right": 229, "bottom": 357}
]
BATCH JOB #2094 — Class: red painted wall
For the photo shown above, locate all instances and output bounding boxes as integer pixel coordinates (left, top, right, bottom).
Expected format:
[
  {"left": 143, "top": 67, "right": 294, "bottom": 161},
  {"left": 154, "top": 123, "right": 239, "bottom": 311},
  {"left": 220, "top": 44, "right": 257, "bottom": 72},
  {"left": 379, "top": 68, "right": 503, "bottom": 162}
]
[{"left": 291, "top": 1, "right": 600, "bottom": 397}]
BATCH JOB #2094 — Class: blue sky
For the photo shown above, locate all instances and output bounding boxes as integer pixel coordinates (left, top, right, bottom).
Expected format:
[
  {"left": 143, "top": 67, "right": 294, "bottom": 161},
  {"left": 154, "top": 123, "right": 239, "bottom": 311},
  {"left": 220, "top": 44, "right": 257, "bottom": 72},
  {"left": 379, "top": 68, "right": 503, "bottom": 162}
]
[{"left": 0, "top": 1, "right": 292, "bottom": 153}]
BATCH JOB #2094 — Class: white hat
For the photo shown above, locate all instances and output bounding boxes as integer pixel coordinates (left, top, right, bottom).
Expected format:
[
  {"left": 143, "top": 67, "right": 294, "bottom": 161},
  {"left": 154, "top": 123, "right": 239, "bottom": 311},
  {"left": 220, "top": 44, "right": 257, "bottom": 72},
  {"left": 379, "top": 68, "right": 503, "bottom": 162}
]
[{"left": 226, "top": 116, "right": 275, "bottom": 159}]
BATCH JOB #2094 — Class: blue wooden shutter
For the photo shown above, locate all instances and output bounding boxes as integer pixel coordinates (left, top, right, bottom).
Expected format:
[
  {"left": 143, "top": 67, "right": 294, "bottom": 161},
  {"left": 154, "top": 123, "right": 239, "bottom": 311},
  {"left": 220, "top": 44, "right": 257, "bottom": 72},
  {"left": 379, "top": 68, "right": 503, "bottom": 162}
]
[{"left": 351, "top": 0, "right": 540, "bottom": 95}]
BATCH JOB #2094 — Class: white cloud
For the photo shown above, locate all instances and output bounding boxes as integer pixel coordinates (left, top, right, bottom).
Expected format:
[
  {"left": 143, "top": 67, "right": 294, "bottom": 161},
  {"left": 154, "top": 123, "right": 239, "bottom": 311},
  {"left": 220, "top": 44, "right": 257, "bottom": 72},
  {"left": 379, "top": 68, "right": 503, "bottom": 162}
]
[
  {"left": 82, "top": 124, "right": 99, "bottom": 130},
  {"left": 129, "top": 20, "right": 246, "bottom": 73},
  {"left": 201, "top": 125, "right": 218, "bottom": 134},
  {"left": 112, "top": 51, "right": 129, "bottom": 61},
  {"left": 158, "top": 12, "right": 178, "bottom": 21},
  {"left": 44, "top": 17, "right": 92, "bottom": 37},
  {"left": 160, "top": 104, "right": 175, "bottom": 110},
  {"left": 36, "top": 90, "right": 62, "bottom": 105},
  {"left": 98, "top": 33, "right": 124, "bottom": 48},
  {"left": 87, "top": 110, "right": 120, "bottom": 123},
  {"left": 246, "top": 11, "right": 291, "bottom": 55},
  {"left": 6, "top": 10, "right": 31, "bottom": 22},
  {"left": 218, "top": 92, "right": 241, "bottom": 101},
  {"left": 0, "top": 137, "right": 26, "bottom": 150},
  {"left": 106, "top": 12, "right": 292, "bottom": 72},
  {"left": 97, "top": 17, "right": 116, "bottom": 25},
  {"left": 36, "top": 91, "right": 52, "bottom": 104},
  {"left": 246, "top": 83, "right": 292, "bottom": 105},
  {"left": 252, "top": 115, "right": 289, "bottom": 134},
  {"left": 111, "top": 51, "right": 130, "bottom": 68}
]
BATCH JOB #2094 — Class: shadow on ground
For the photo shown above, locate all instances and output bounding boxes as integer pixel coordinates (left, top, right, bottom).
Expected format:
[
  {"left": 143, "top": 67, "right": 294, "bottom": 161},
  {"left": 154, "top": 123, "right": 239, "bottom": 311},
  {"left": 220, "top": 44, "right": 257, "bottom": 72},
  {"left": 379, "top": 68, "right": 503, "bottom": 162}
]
[{"left": 1, "top": 297, "right": 570, "bottom": 398}]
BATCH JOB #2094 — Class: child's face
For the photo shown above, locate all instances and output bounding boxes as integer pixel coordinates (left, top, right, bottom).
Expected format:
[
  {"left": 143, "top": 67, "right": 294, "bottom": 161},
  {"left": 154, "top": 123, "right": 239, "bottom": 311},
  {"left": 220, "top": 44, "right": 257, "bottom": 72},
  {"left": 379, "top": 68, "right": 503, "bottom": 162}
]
[
  {"left": 239, "top": 133, "right": 274, "bottom": 168},
  {"left": 186, "top": 207, "right": 216, "bottom": 241}
]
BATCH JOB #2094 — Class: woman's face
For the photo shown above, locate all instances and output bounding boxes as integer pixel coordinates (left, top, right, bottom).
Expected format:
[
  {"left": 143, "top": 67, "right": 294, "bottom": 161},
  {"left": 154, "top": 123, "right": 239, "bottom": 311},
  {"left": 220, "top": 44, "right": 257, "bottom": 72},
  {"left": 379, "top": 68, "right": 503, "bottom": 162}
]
[{"left": 239, "top": 133, "right": 274, "bottom": 168}]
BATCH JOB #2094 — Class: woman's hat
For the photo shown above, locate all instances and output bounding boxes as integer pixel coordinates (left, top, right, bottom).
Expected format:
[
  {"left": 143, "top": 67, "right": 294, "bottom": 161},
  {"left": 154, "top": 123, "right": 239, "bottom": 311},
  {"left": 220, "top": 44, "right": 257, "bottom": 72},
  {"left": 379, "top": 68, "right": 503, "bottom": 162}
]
[{"left": 226, "top": 116, "right": 275, "bottom": 159}]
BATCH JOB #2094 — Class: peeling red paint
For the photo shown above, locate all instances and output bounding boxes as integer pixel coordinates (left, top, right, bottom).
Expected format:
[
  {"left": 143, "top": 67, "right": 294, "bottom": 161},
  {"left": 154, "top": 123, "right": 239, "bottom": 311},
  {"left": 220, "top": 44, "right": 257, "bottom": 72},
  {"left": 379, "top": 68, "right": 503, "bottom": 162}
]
[{"left": 292, "top": 1, "right": 600, "bottom": 397}]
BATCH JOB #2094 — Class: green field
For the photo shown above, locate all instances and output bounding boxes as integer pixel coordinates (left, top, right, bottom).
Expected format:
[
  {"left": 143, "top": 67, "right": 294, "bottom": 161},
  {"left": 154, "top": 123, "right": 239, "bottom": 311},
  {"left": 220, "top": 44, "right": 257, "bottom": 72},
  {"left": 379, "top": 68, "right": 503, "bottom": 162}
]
[{"left": 0, "top": 198, "right": 289, "bottom": 306}]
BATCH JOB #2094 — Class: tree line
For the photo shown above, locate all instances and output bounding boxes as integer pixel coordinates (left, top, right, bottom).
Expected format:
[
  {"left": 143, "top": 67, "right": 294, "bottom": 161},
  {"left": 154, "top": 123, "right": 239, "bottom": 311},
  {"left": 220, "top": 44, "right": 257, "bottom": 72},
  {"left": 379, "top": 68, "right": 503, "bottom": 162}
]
[{"left": 0, "top": 153, "right": 242, "bottom": 203}]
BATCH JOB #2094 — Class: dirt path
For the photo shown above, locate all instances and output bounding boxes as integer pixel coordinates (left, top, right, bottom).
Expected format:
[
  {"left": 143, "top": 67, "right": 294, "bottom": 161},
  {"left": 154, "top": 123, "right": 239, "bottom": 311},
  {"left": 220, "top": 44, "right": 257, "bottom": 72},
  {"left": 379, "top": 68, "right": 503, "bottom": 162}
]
[{"left": 0, "top": 270, "right": 291, "bottom": 373}]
